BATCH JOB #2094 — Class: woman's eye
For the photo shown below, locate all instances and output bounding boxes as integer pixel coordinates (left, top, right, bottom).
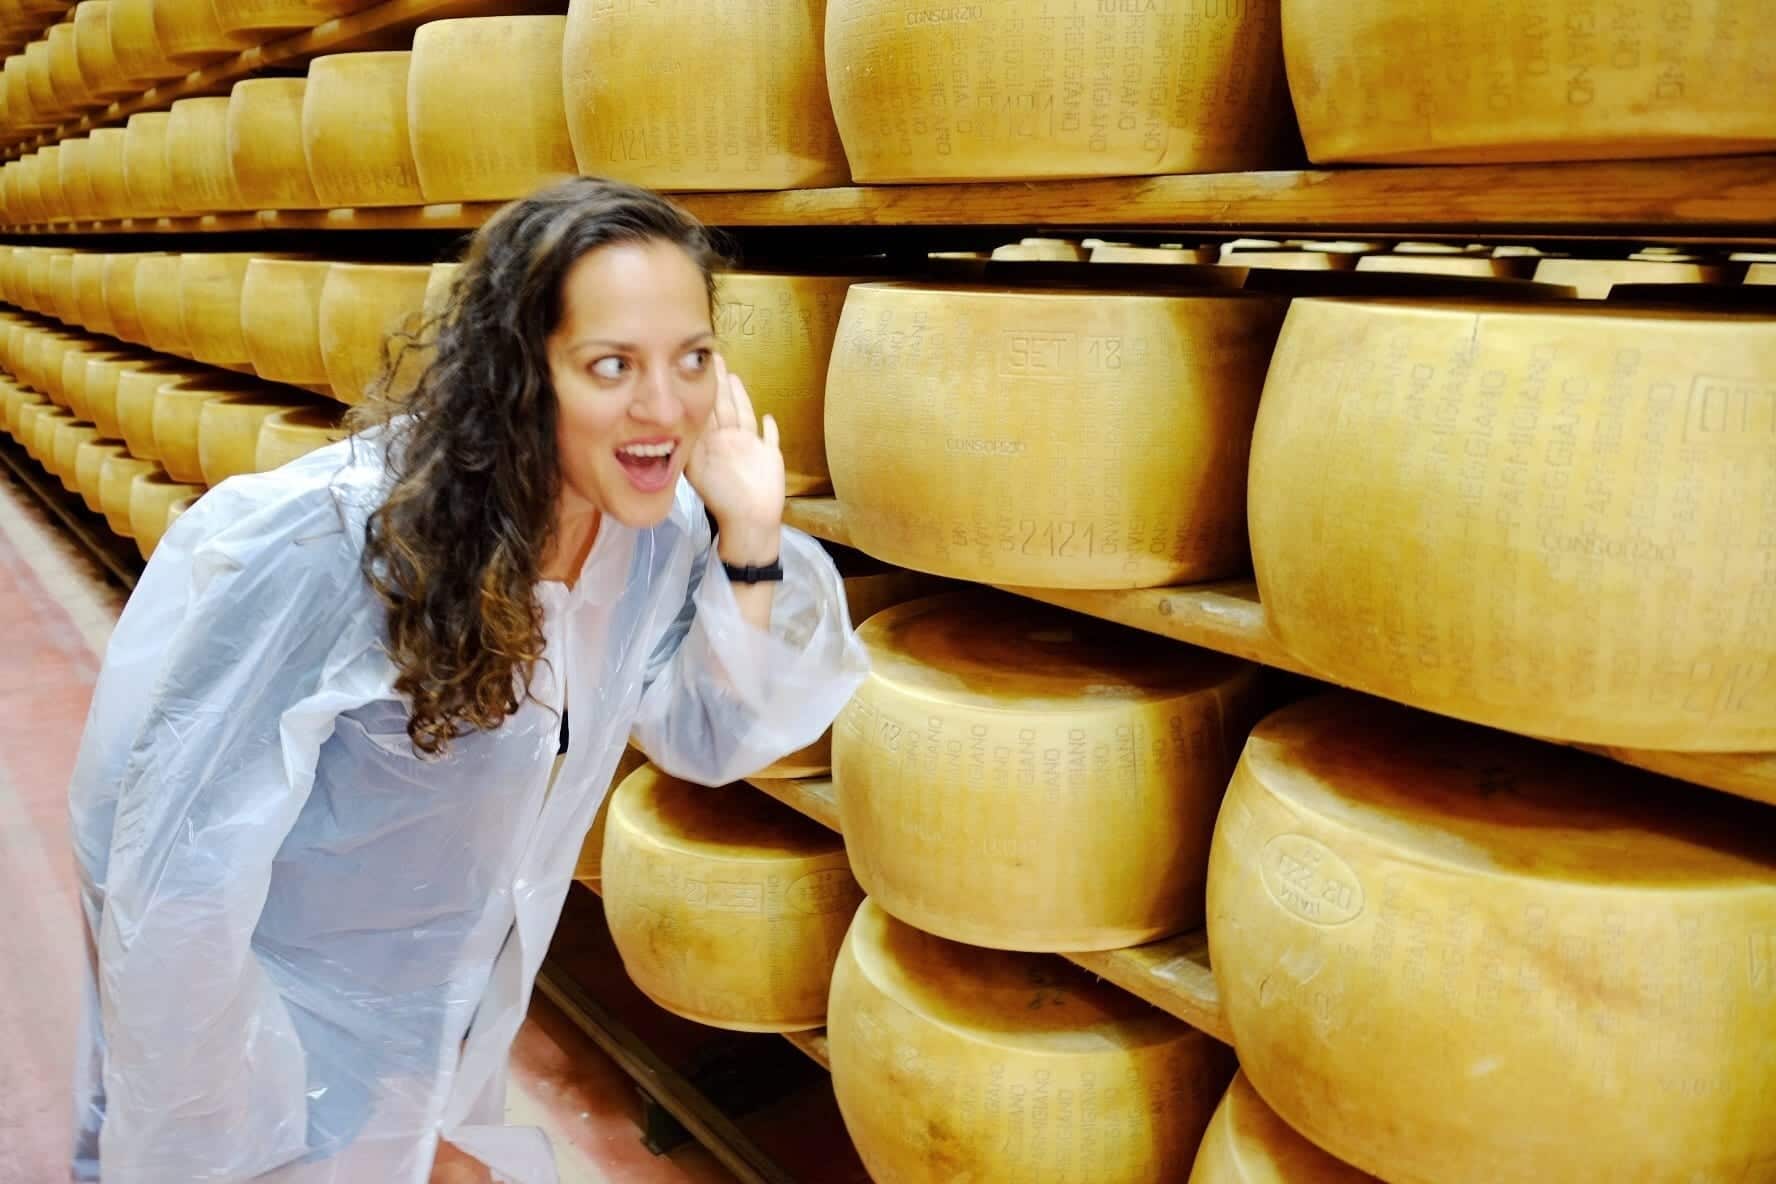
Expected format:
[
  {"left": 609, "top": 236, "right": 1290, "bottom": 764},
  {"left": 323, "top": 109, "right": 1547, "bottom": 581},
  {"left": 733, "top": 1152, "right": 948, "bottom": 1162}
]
[
  {"left": 681, "top": 348, "right": 713, "bottom": 374},
  {"left": 590, "top": 356, "right": 628, "bottom": 380}
]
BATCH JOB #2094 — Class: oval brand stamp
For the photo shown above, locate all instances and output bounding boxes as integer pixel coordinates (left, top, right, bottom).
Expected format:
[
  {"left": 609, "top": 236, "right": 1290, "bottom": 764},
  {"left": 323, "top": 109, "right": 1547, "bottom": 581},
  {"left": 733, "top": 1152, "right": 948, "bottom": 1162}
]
[
  {"left": 788, "top": 868, "right": 865, "bottom": 915},
  {"left": 1261, "top": 833, "right": 1365, "bottom": 926}
]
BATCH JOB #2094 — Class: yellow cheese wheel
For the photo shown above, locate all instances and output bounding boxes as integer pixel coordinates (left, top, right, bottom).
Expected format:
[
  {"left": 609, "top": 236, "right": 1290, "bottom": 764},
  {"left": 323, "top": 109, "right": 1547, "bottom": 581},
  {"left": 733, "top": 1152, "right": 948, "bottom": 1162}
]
[
  {"left": 61, "top": 343, "right": 134, "bottom": 419},
  {"left": 128, "top": 470, "right": 203, "bottom": 558},
  {"left": 166, "top": 96, "right": 243, "bottom": 213},
  {"left": 825, "top": 0, "right": 1292, "bottom": 182},
  {"left": 52, "top": 418, "right": 99, "bottom": 487},
  {"left": 408, "top": 16, "right": 575, "bottom": 203},
  {"left": 178, "top": 251, "right": 299, "bottom": 367},
  {"left": 102, "top": 251, "right": 163, "bottom": 344},
  {"left": 1206, "top": 693, "right": 1776, "bottom": 1184},
  {"left": 317, "top": 262, "right": 431, "bottom": 403},
  {"left": 1220, "top": 248, "right": 1354, "bottom": 272},
  {"left": 24, "top": 42, "right": 61, "bottom": 127},
  {"left": 829, "top": 896, "right": 1236, "bottom": 1184},
  {"left": 1355, "top": 255, "right": 1536, "bottom": 280},
  {"left": 86, "top": 127, "right": 129, "bottom": 220},
  {"left": 23, "top": 403, "right": 72, "bottom": 463},
  {"left": 225, "top": 77, "right": 321, "bottom": 210},
  {"left": 1532, "top": 256, "right": 1730, "bottom": 298},
  {"left": 1246, "top": 298, "right": 1776, "bottom": 751},
  {"left": 1091, "top": 245, "right": 1220, "bottom": 265},
  {"left": 2, "top": 386, "right": 46, "bottom": 438},
  {"left": 145, "top": 373, "right": 258, "bottom": 480},
  {"left": 253, "top": 403, "right": 341, "bottom": 471},
  {"left": 573, "top": 744, "right": 649, "bottom": 886},
  {"left": 163, "top": 491, "right": 197, "bottom": 531},
  {"left": 11, "top": 401, "right": 42, "bottom": 452},
  {"left": 74, "top": 438, "right": 131, "bottom": 512},
  {"left": 73, "top": 1, "right": 132, "bottom": 100},
  {"left": 37, "top": 146, "right": 68, "bottom": 221},
  {"left": 240, "top": 256, "right": 330, "bottom": 387},
  {"left": 9, "top": 156, "right": 42, "bottom": 226},
  {"left": 197, "top": 390, "right": 305, "bottom": 484},
  {"left": 991, "top": 238, "right": 1089, "bottom": 263},
  {"left": 834, "top": 591, "right": 1262, "bottom": 952},
  {"left": 57, "top": 136, "right": 98, "bottom": 222},
  {"left": 106, "top": 0, "right": 182, "bottom": 85},
  {"left": 1188, "top": 1073, "right": 1379, "bottom": 1184},
  {"left": 826, "top": 282, "right": 1284, "bottom": 588},
  {"left": 713, "top": 271, "right": 857, "bottom": 496},
  {"left": 149, "top": 0, "right": 254, "bottom": 64},
  {"left": 211, "top": 0, "right": 368, "bottom": 35},
  {"left": 1749, "top": 263, "right": 1776, "bottom": 286},
  {"left": 601, "top": 763, "right": 864, "bottom": 1032},
  {"left": 1283, "top": 0, "right": 1776, "bottom": 164},
  {"left": 133, "top": 252, "right": 192, "bottom": 356},
  {"left": 115, "top": 366, "right": 177, "bottom": 459},
  {"left": 47, "top": 20, "right": 89, "bottom": 111},
  {"left": 86, "top": 355, "right": 186, "bottom": 439},
  {"left": 421, "top": 260, "right": 459, "bottom": 325},
  {"left": 122, "top": 111, "right": 178, "bottom": 216},
  {"left": 46, "top": 251, "right": 78, "bottom": 321},
  {"left": 71, "top": 252, "right": 112, "bottom": 334},
  {"left": 4, "top": 54, "right": 48, "bottom": 132},
  {"left": 301, "top": 52, "right": 423, "bottom": 208},
  {"left": 98, "top": 453, "right": 161, "bottom": 534},
  {"left": 563, "top": 0, "right": 846, "bottom": 191}
]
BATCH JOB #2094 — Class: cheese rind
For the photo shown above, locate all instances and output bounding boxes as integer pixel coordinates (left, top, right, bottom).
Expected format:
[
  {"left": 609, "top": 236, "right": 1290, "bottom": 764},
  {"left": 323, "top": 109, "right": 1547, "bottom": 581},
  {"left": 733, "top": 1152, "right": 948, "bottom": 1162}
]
[
  {"left": 253, "top": 404, "right": 342, "bottom": 471},
  {"left": 826, "top": 283, "right": 1284, "bottom": 588},
  {"left": 1282, "top": 0, "right": 1776, "bottom": 164},
  {"left": 129, "top": 471, "right": 204, "bottom": 558},
  {"left": 196, "top": 390, "right": 305, "bottom": 484},
  {"left": 824, "top": 0, "right": 1293, "bottom": 182},
  {"left": 1188, "top": 1072, "right": 1379, "bottom": 1184},
  {"left": 166, "top": 96, "right": 244, "bottom": 213},
  {"left": 834, "top": 591, "right": 1263, "bottom": 952},
  {"left": 317, "top": 262, "right": 432, "bottom": 404},
  {"left": 828, "top": 897, "right": 1237, "bottom": 1183},
  {"left": 601, "top": 763, "right": 863, "bottom": 1031},
  {"left": 301, "top": 52, "right": 424, "bottom": 208},
  {"left": 122, "top": 112, "right": 179, "bottom": 217},
  {"left": 1247, "top": 298, "right": 1776, "bottom": 751},
  {"left": 241, "top": 257, "right": 332, "bottom": 387},
  {"left": 1206, "top": 693, "right": 1776, "bottom": 1184},
  {"left": 227, "top": 77, "right": 323, "bottom": 210}
]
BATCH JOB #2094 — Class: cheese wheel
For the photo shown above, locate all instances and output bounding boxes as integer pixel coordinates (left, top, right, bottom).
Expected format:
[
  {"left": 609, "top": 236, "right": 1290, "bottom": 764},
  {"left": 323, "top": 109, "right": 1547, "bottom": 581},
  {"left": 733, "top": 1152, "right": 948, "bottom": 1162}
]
[
  {"left": 1188, "top": 1073, "right": 1379, "bottom": 1184},
  {"left": 85, "top": 127, "right": 128, "bottom": 220},
  {"left": 122, "top": 111, "right": 178, "bottom": 216},
  {"left": 12, "top": 401, "right": 42, "bottom": 453},
  {"left": 57, "top": 136, "right": 98, "bottom": 221},
  {"left": 1222, "top": 250, "right": 1355, "bottom": 273},
  {"left": 37, "top": 146, "right": 67, "bottom": 221},
  {"left": 834, "top": 591, "right": 1263, "bottom": 952},
  {"left": 61, "top": 344, "right": 134, "bottom": 419},
  {"left": 166, "top": 96, "right": 243, "bottom": 213},
  {"left": 4, "top": 387, "right": 48, "bottom": 441},
  {"left": 128, "top": 470, "right": 203, "bottom": 557},
  {"left": 98, "top": 453, "right": 161, "bottom": 534},
  {"left": 1283, "top": 0, "right": 1776, "bottom": 164},
  {"left": 601, "top": 763, "right": 864, "bottom": 1032},
  {"left": 240, "top": 257, "right": 330, "bottom": 386},
  {"left": 317, "top": 262, "right": 431, "bottom": 403},
  {"left": 1749, "top": 264, "right": 1776, "bottom": 287},
  {"left": 102, "top": 251, "right": 164, "bottom": 344},
  {"left": 133, "top": 252, "right": 192, "bottom": 356},
  {"left": 1206, "top": 693, "right": 1776, "bottom": 1184},
  {"left": 211, "top": 0, "right": 368, "bottom": 34},
  {"left": 226, "top": 77, "right": 320, "bottom": 210},
  {"left": 573, "top": 744, "right": 649, "bottom": 886},
  {"left": 163, "top": 491, "right": 196, "bottom": 532},
  {"left": 146, "top": 373, "right": 259, "bottom": 480},
  {"left": 74, "top": 438, "right": 131, "bottom": 512},
  {"left": 408, "top": 17, "right": 575, "bottom": 203},
  {"left": 46, "top": 251, "right": 78, "bottom": 321},
  {"left": 106, "top": 0, "right": 181, "bottom": 84},
  {"left": 253, "top": 403, "right": 341, "bottom": 471},
  {"left": 1091, "top": 245, "right": 1220, "bottom": 265},
  {"left": 1532, "top": 257, "right": 1730, "bottom": 298},
  {"left": 991, "top": 239, "right": 1089, "bottom": 263},
  {"left": 115, "top": 366, "right": 176, "bottom": 458},
  {"left": 52, "top": 418, "right": 99, "bottom": 486},
  {"left": 178, "top": 252, "right": 297, "bottom": 367},
  {"left": 86, "top": 355, "right": 185, "bottom": 439},
  {"left": 1356, "top": 255, "right": 1536, "bottom": 280},
  {"left": 1247, "top": 298, "right": 1776, "bottom": 751},
  {"left": 421, "top": 260, "right": 459, "bottom": 324},
  {"left": 829, "top": 897, "right": 1236, "bottom": 1184},
  {"left": 826, "top": 283, "right": 1284, "bottom": 588},
  {"left": 73, "top": 2, "right": 132, "bottom": 100},
  {"left": 24, "top": 42, "right": 60, "bottom": 127},
  {"left": 4, "top": 53, "right": 49, "bottom": 131},
  {"left": 9, "top": 155, "right": 41, "bottom": 226},
  {"left": 70, "top": 253, "right": 112, "bottom": 334},
  {"left": 563, "top": 0, "right": 847, "bottom": 191},
  {"left": 301, "top": 52, "right": 423, "bottom": 208},
  {"left": 46, "top": 20, "right": 88, "bottom": 113},
  {"left": 825, "top": 0, "right": 1292, "bottom": 182},
  {"left": 30, "top": 405, "right": 75, "bottom": 465},
  {"left": 713, "top": 271, "right": 857, "bottom": 496},
  {"left": 197, "top": 391, "right": 305, "bottom": 484},
  {"left": 150, "top": 0, "right": 254, "bottom": 64}
]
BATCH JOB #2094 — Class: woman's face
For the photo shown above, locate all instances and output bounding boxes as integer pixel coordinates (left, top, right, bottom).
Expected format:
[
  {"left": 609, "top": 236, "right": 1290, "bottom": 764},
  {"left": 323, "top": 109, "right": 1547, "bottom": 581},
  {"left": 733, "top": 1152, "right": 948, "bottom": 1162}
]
[{"left": 546, "top": 239, "right": 717, "bottom": 528}]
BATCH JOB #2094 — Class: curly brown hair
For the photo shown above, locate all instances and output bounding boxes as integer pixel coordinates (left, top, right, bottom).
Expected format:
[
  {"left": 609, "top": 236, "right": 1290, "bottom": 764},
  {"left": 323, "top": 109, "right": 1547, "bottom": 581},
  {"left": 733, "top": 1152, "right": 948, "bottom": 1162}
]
[{"left": 343, "top": 177, "right": 727, "bottom": 757}]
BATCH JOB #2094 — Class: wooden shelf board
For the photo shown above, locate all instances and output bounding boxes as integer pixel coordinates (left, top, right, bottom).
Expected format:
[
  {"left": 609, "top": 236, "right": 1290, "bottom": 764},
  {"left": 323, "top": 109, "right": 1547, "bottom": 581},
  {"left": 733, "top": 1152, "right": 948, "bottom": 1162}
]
[
  {"left": 782, "top": 498, "right": 1776, "bottom": 810},
  {"left": 5, "top": 155, "right": 1776, "bottom": 234},
  {"left": 778, "top": 1029, "right": 831, "bottom": 1071}
]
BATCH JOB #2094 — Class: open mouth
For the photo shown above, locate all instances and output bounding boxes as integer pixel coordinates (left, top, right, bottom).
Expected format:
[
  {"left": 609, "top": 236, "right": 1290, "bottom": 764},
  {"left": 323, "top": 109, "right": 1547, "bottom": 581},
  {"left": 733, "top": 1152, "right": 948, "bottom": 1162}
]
[{"left": 615, "top": 439, "right": 678, "bottom": 492}]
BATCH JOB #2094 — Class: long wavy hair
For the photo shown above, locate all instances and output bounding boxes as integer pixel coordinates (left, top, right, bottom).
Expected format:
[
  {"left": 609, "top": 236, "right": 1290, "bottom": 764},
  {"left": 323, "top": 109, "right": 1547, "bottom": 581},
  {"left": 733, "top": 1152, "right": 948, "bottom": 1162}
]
[{"left": 343, "top": 177, "right": 727, "bottom": 757}]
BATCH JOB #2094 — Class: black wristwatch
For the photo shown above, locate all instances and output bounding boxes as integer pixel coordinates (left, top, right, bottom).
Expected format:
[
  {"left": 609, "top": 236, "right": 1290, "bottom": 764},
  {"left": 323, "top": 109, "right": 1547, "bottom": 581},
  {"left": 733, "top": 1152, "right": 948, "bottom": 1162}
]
[{"left": 722, "top": 559, "right": 784, "bottom": 584}]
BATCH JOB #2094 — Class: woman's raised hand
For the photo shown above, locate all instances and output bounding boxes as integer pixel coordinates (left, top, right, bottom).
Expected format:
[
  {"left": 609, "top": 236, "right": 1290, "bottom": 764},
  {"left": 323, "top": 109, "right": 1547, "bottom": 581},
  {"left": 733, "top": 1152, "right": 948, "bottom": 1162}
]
[{"left": 684, "top": 354, "right": 786, "bottom": 564}]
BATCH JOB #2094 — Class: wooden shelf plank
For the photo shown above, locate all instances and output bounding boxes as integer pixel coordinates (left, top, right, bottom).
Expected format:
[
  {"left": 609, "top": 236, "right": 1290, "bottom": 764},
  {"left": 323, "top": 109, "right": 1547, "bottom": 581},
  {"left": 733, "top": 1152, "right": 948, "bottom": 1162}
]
[
  {"left": 778, "top": 1029, "right": 830, "bottom": 1071},
  {"left": 6, "top": 155, "right": 1776, "bottom": 234},
  {"left": 747, "top": 775, "right": 841, "bottom": 833},
  {"left": 782, "top": 498, "right": 1776, "bottom": 810}
]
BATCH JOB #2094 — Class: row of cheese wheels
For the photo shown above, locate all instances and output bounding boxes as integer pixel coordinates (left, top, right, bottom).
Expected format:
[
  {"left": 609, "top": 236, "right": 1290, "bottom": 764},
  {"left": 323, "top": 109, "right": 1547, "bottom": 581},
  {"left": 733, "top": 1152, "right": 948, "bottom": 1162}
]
[
  {"left": 0, "top": 0, "right": 69, "bottom": 60},
  {"left": 9, "top": 0, "right": 1776, "bottom": 198},
  {"left": 0, "top": 310, "right": 343, "bottom": 554},
  {"left": 593, "top": 618, "right": 1776, "bottom": 1184}
]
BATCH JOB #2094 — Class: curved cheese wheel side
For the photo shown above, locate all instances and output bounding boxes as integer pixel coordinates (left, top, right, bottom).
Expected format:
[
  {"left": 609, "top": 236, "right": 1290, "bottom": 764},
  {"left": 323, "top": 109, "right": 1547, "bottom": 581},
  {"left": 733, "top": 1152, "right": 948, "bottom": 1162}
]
[
  {"left": 166, "top": 96, "right": 244, "bottom": 213},
  {"left": 196, "top": 390, "right": 307, "bottom": 485},
  {"left": 75, "top": 439, "right": 133, "bottom": 512},
  {"left": 129, "top": 471, "right": 205, "bottom": 558},
  {"left": 316, "top": 262, "right": 432, "bottom": 404},
  {"left": 98, "top": 453, "right": 162, "bottom": 534},
  {"left": 227, "top": 77, "right": 323, "bottom": 210},
  {"left": 1188, "top": 1072, "right": 1380, "bottom": 1184},
  {"left": 301, "top": 52, "right": 424, "bottom": 208}
]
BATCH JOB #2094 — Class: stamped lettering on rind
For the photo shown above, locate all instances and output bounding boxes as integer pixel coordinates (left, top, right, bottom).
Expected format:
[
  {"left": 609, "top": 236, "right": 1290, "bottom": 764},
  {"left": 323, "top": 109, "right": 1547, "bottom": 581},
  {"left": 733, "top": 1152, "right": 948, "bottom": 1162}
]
[{"left": 1262, "top": 833, "right": 1365, "bottom": 926}]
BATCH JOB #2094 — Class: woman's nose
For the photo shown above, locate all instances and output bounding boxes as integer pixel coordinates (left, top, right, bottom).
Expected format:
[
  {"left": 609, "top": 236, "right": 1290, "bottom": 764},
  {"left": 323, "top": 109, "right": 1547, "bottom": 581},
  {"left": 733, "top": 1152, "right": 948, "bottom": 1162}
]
[{"left": 630, "top": 369, "right": 682, "bottom": 424}]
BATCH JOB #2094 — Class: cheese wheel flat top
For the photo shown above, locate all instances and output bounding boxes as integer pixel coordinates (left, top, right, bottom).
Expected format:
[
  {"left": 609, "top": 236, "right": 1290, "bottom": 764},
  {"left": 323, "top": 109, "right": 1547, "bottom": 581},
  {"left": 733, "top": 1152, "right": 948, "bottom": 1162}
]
[
  {"left": 610, "top": 765, "right": 842, "bottom": 861},
  {"left": 1190, "top": 1073, "right": 1380, "bottom": 1184}
]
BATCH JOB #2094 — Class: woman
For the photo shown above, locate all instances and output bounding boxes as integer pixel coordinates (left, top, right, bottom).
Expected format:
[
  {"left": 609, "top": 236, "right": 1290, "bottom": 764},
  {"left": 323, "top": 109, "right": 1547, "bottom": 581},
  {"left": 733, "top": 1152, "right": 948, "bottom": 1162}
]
[{"left": 66, "top": 178, "right": 869, "bottom": 1183}]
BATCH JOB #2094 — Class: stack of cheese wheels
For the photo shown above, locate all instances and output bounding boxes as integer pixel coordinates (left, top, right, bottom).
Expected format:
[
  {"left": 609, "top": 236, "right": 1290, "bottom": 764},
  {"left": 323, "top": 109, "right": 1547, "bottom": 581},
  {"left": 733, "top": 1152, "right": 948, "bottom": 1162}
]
[
  {"left": 1189, "top": 1073, "right": 1379, "bottom": 1184},
  {"left": 253, "top": 402, "right": 343, "bottom": 471},
  {"left": 317, "top": 262, "right": 431, "bottom": 403},
  {"left": 828, "top": 897, "right": 1237, "bottom": 1183},
  {"left": 826, "top": 283, "right": 1285, "bottom": 588},
  {"left": 823, "top": 0, "right": 1293, "bottom": 181},
  {"left": 562, "top": 0, "right": 847, "bottom": 190},
  {"left": 128, "top": 470, "right": 205, "bottom": 558},
  {"left": 407, "top": 16, "right": 575, "bottom": 203},
  {"left": 835, "top": 591, "right": 1263, "bottom": 952},
  {"left": 713, "top": 270, "right": 858, "bottom": 496},
  {"left": 1282, "top": 0, "right": 1776, "bottom": 164},
  {"left": 302, "top": 52, "right": 423, "bottom": 207},
  {"left": 751, "top": 562, "right": 942, "bottom": 779},
  {"left": 167, "top": 96, "right": 243, "bottom": 213},
  {"left": 196, "top": 388, "right": 309, "bottom": 484},
  {"left": 240, "top": 256, "right": 332, "bottom": 389},
  {"left": 1247, "top": 298, "right": 1776, "bottom": 752},
  {"left": 600, "top": 762, "right": 864, "bottom": 1032},
  {"left": 1207, "top": 692, "right": 1776, "bottom": 1184},
  {"left": 227, "top": 77, "right": 323, "bottom": 210}
]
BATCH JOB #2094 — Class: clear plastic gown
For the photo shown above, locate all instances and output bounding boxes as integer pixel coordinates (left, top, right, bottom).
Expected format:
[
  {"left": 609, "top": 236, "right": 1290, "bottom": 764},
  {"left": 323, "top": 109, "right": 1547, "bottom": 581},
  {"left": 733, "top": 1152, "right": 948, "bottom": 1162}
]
[{"left": 66, "top": 435, "right": 870, "bottom": 1183}]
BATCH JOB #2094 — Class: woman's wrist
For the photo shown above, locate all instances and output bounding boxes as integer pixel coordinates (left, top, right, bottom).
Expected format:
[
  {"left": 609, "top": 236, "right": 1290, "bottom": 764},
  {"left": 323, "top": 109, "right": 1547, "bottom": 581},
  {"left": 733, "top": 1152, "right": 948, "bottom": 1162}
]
[{"left": 715, "top": 519, "right": 782, "bottom": 568}]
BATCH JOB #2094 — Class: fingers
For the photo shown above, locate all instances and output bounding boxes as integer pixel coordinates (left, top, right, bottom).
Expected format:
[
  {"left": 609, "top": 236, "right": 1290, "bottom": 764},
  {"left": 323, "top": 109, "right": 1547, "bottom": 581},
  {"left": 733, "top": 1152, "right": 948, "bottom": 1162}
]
[
  {"left": 712, "top": 354, "right": 736, "bottom": 430},
  {"left": 762, "top": 413, "right": 779, "bottom": 454},
  {"left": 729, "top": 372, "right": 759, "bottom": 436}
]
